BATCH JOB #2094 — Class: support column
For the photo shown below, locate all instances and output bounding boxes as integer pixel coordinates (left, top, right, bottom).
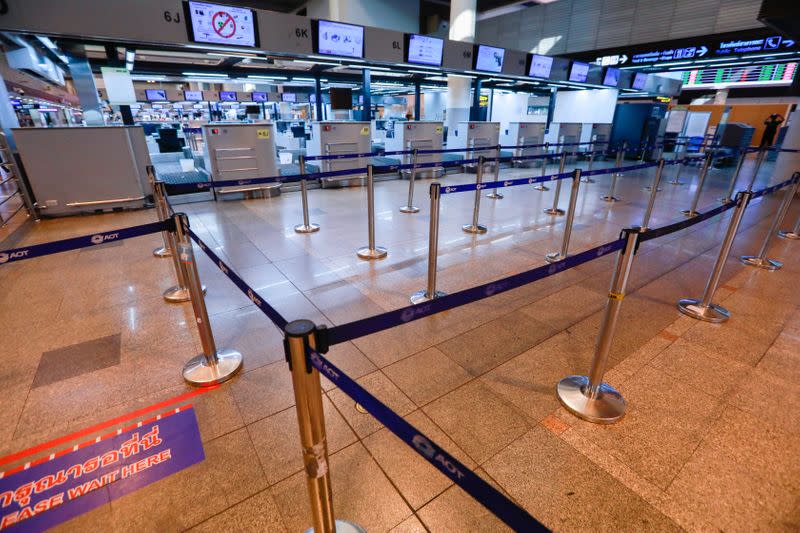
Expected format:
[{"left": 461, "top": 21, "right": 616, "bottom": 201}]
[
  {"left": 361, "top": 69, "right": 371, "bottom": 122},
  {"left": 469, "top": 78, "right": 483, "bottom": 121},
  {"left": 414, "top": 81, "right": 421, "bottom": 120},
  {"left": 68, "top": 49, "right": 105, "bottom": 125},
  {"left": 314, "top": 75, "right": 323, "bottom": 121},
  {"left": 445, "top": 0, "right": 476, "bottom": 134},
  {"left": 104, "top": 45, "right": 133, "bottom": 125}
]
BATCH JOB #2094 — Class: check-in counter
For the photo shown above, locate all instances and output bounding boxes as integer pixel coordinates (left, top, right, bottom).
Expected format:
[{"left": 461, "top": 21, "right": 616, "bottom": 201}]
[
  {"left": 384, "top": 121, "right": 444, "bottom": 178},
  {"left": 449, "top": 121, "right": 500, "bottom": 170},
  {"left": 501, "top": 122, "right": 546, "bottom": 167},
  {"left": 308, "top": 121, "right": 370, "bottom": 187}
]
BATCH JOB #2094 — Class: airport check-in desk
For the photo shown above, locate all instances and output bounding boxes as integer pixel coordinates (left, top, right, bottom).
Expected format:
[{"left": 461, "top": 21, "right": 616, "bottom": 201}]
[
  {"left": 449, "top": 121, "right": 500, "bottom": 170},
  {"left": 501, "top": 122, "right": 545, "bottom": 167},
  {"left": 308, "top": 121, "right": 371, "bottom": 187},
  {"left": 384, "top": 121, "right": 444, "bottom": 178},
  {"left": 13, "top": 126, "right": 150, "bottom": 217},
  {"left": 202, "top": 123, "right": 280, "bottom": 199}
]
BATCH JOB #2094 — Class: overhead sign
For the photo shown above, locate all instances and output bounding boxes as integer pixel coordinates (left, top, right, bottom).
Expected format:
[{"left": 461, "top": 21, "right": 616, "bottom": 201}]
[
  {"left": 0, "top": 407, "right": 204, "bottom": 532},
  {"left": 100, "top": 67, "right": 136, "bottom": 105},
  {"left": 186, "top": 1, "right": 258, "bottom": 48}
]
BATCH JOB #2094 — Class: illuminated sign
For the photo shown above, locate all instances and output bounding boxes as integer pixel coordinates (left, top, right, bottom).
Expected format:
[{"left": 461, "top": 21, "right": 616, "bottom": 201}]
[{"left": 679, "top": 62, "right": 797, "bottom": 89}]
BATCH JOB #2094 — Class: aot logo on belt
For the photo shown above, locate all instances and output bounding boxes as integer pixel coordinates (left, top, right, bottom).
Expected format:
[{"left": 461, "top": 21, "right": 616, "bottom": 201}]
[
  {"left": 90, "top": 233, "right": 119, "bottom": 245},
  {"left": 0, "top": 250, "right": 28, "bottom": 264},
  {"left": 411, "top": 435, "right": 465, "bottom": 480}
]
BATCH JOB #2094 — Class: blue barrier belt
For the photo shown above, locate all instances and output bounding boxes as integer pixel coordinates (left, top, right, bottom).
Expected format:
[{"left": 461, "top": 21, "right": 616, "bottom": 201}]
[
  {"left": 326, "top": 238, "right": 624, "bottom": 345},
  {"left": 0, "top": 220, "right": 170, "bottom": 265},
  {"left": 307, "top": 348, "right": 549, "bottom": 532},
  {"left": 579, "top": 161, "right": 658, "bottom": 178},
  {"left": 750, "top": 176, "right": 797, "bottom": 200},
  {"left": 639, "top": 203, "right": 735, "bottom": 242},
  {"left": 305, "top": 151, "right": 381, "bottom": 162},
  {"left": 184, "top": 226, "right": 289, "bottom": 330},
  {"left": 440, "top": 171, "right": 574, "bottom": 195}
]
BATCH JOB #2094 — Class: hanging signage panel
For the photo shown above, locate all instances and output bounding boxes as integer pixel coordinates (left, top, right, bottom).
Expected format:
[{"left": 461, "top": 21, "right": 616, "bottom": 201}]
[
  {"left": 502, "top": 49, "right": 526, "bottom": 76},
  {"left": 442, "top": 41, "right": 473, "bottom": 70},
  {"left": 364, "top": 27, "right": 404, "bottom": 63},
  {"left": 253, "top": 12, "right": 312, "bottom": 54}
]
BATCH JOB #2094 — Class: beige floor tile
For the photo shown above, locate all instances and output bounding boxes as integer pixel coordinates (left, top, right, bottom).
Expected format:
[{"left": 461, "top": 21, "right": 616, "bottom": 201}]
[
  {"left": 729, "top": 367, "right": 800, "bottom": 435},
  {"left": 189, "top": 489, "right": 287, "bottom": 532},
  {"left": 417, "top": 483, "right": 511, "bottom": 533},
  {"left": 389, "top": 514, "right": 427, "bottom": 532},
  {"left": 230, "top": 361, "right": 296, "bottom": 424},
  {"left": 383, "top": 347, "right": 472, "bottom": 406}
]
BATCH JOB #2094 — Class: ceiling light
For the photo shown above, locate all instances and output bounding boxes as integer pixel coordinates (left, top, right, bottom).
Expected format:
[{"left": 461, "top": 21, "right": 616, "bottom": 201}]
[
  {"left": 182, "top": 71, "right": 228, "bottom": 76},
  {"left": 653, "top": 61, "right": 692, "bottom": 67},
  {"left": 248, "top": 75, "right": 287, "bottom": 80},
  {"left": 692, "top": 57, "right": 742, "bottom": 64},
  {"left": 125, "top": 50, "right": 136, "bottom": 62}
]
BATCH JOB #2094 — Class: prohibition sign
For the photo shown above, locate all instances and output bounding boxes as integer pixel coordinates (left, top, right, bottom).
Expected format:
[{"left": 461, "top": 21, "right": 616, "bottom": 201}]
[{"left": 212, "top": 11, "right": 236, "bottom": 39}]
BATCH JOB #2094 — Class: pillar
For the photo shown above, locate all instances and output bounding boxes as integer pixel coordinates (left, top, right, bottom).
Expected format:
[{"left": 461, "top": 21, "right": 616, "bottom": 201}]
[
  {"left": 446, "top": 0, "right": 476, "bottom": 134},
  {"left": 68, "top": 50, "right": 105, "bottom": 125},
  {"left": 361, "top": 69, "right": 371, "bottom": 122}
]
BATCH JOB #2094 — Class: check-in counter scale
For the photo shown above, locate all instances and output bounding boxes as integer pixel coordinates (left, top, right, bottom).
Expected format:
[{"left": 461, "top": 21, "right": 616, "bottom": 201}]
[
  {"left": 448, "top": 121, "right": 500, "bottom": 172},
  {"left": 384, "top": 121, "right": 445, "bottom": 179},
  {"left": 307, "top": 121, "right": 371, "bottom": 188}
]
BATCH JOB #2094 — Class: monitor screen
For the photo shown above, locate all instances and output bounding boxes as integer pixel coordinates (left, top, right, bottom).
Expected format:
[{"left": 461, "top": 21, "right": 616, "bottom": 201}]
[
  {"left": 474, "top": 45, "right": 505, "bottom": 73},
  {"left": 617, "top": 69, "right": 633, "bottom": 89},
  {"left": 317, "top": 20, "right": 364, "bottom": 58},
  {"left": 251, "top": 91, "right": 268, "bottom": 102},
  {"left": 219, "top": 91, "right": 237, "bottom": 101},
  {"left": 549, "top": 57, "right": 570, "bottom": 81},
  {"left": 186, "top": 1, "right": 258, "bottom": 48},
  {"left": 145, "top": 89, "right": 167, "bottom": 101},
  {"left": 406, "top": 34, "right": 444, "bottom": 67},
  {"left": 528, "top": 54, "right": 553, "bottom": 78},
  {"left": 632, "top": 72, "right": 649, "bottom": 90},
  {"left": 281, "top": 93, "right": 296, "bottom": 103},
  {"left": 569, "top": 61, "right": 590, "bottom": 83},
  {"left": 602, "top": 67, "right": 620, "bottom": 87},
  {"left": 183, "top": 90, "right": 203, "bottom": 101}
]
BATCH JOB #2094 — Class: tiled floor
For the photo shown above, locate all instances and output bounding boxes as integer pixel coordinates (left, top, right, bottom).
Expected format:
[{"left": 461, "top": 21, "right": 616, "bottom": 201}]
[{"left": 1, "top": 153, "right": 799, "bottom": 532}]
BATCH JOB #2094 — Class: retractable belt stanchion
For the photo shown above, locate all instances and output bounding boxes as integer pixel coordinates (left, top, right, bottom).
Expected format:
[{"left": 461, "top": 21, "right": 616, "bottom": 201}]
[
  {"left": 746, "top": 148, "right": 767, "bottom": 190},
  {"left": 158, "top": 181, "right": 194, "bottom": 303},
  {"left": 601, "top": 141, "right": 625, "bottom": 202},
  {"left": 283, "top": 320, "right": 366, "bottom": 533},
  {"left": 357, "top": 165, "right": 388, "bottom": 260},
  {"left": 149, "top": 166, "right": 171, "bottom": 258},
  {"left": 174, "top": 213, "right": 243, "bottom": 386},
  {"left": 581, "top": 143, "right": 595, "bottom": 183},
  {"left": 411, "top": 183, "right": 447, "bottom": 304},
  {"left": 740, "top": 172, "right": 800, "bottom": 271},
  {"left": 463, "top": 156, "right": 488, "bottom": 234},
  {"left": 544, "top": 152, "right": 568, "bottom": 215},
  {"left": 400, "top": 148, "right": 420, "bottom": 213},
  {"left": 534, "top": 143, "right": 550, "bottom": 191},
  {"left": 720, "top": 149, "right": 746, "bottom": 204},
  {"left": 678, "top": 191, "right": 752, "bottom": 323},
  {"left": 545, "top": 168, "right": 581, "bottom": 263},
  {"left": 668, "top": 141, "right": 686, "bottom": 185},
  {"left": 778, "top": 210, "right": 800, "bottom": 240},
  {"left": 294, "top": 156, "right": 321, "bottom": 233},
  {"left": 486, "top": 144, "right": 504, "bottom": 199},
  {"left": 682, "top": 152, "right": 713, "bottom": 217},
  {"left": 641, "top": 159, "right": 665, "bottom": 231},
  {"left": 556, "top": 227, "right": 641, "bottom": 424}
]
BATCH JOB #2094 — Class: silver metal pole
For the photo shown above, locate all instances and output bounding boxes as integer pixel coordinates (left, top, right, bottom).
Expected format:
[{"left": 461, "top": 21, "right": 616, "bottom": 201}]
[
  {"left": 745, "top": 149, "right": 767, "bottom": 192},
  {"left": 463, "top": 156, "right": 488, "bottom": 234},
  {"left": 682, "top": 152, "right": 713, "bottom": 217},
  {"left": 668, "top": 140, "right": 686, "bottom": 185},
  {"left": 740, "top": 173, "right": 800, "bottom": 270},
  {"left": 546, "top": 169, "right": 581, "bottom": 263},
  {"left": 400, "top": 148, "right": 420, "bottom": 213},
  {"left": 581, "top": 142, "right": 595, "bottom": 183},
  {"left": 720, "top": 149, "right": 746, "bottom": 204},
  {"left": 357, "top": 165, "right": 388, "bottom": 259},
  {"left": 295, "top": 156, "right": 320, "bottom": 233},
  {"left": 641, "top": 159, "right": 666, "bottom": 230},
  {"left": 148, "top": 165, "right": 171, "bottom": 258},
  {"left": 486, "top": 144, "right": 504, "bottom": 199},
  {"left": 159, "top": 182, "right": 192, "bottom": 303},
  {"left": 678, "top": 191, "right": 752, "bottom": 323},
  {"left": 411, "top": 183, "right": 447, "bottom": 304},
  {"left": 544, "top": 152, "right": 567, "bottom": 215},
  {"left": 176, "top": 213, "right": 242, "bottom": 386},
  {"left": 534, "top": 142, "right": 550, "bottom": 191},
  {"left": 556, "top": 227, "right": 640, "bottom": 424},
  {"left": 601, "top": 142, "right": 624, "bottom": 202}
]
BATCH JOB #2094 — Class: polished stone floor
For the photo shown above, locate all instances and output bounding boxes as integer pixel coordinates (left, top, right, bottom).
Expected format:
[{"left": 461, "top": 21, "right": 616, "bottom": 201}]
[{"left": 1, "top": 152, "right": 799, "bottom": 532}]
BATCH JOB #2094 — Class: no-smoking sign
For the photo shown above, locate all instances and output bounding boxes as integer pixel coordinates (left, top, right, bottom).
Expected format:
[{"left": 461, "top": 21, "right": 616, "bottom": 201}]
[{"left": 212, "top": 11, "right": 236, "bottom": 39}]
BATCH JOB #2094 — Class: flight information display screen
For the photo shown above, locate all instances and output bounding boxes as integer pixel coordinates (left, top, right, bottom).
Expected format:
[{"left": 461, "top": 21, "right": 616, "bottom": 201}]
[
  {"left": 251, "top": 92, "right": 268, "bottom": 102},
  {"left": 317, "top": 20, "right": 364, "bottom": 58},
  {"left": 528, "top": 54, "right": 553, "bottom": 78},
  {"left": 145, "top": 89, "right": 167, "bottom": 101},
  {"left": 407, "top": 34, "right": 444, "bottom": 66},
  {"left": 680, "top": 62, "right": 797, "bottom": 88},
  {"left": 219, "top": 91, "right": 238, "bottom": 101},
  {"left": 475, "top": 45, "right": 505, "bottom": 73},
  {"left": 632, "top": 72, "right": 649, "bottom": 90},
  {"left": 183, "top": 90, "right": 203, "bottom": 101},
  {"left": 186, "top": 1, "right": 258, "bottom": 47},
  {"left": 602, "top": 67, "right": 621, "bottom": 87},
  {"left": 281, "top": 93, "right": 297, "bottom": 102},
  {"left": 569, "top": 61, "right": 589, "bottom": 82}
]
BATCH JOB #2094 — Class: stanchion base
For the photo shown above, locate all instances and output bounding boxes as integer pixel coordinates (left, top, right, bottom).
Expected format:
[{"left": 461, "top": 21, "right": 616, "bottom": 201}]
[
  {"left": 668, "top": 180, "right": 684, "bottom": 186},
  {"left": 545, "top": 251, "right": 565, "bottom": 263},
  {"left": 399, "top": 205, "right": 420, "bottom": 213},
  {"left": 533, "top": 184, "right": 550, "bottom": 191},
  {"left": 580, "top": 177, "right": 595, "bottom": 184},
  {"left": 462, "top": 224, "right": 487, "bottom": 234},
  {"left": 777, "top": 230, "right": 800, "bottom": 240},
  {"left": 486, "top": 192, "right": 504, "bottom": 199},
  {"left": 183, "top": 349, "right": 243, "bottom": 386},
  {"left": 556, "top": 375, "right": 626, "bottom": 424},
  {"left": 153, "top": 246, "right": 171, "bottom": 258},
  {"left": 410, "top": 289, "right": 447, "bottom": 305},
  {"left": 601, "top": 195, "right": 620, "bottom": 202},
  {"left": 305, "top": 519, "right": 367, "bottom": 533},
  {"left": 294, "top": 223, "right": 320, "bottom": 234},
  {"left": 643, "top": 186, "right": 663, "bottom": 192},
  {"left": 681, "top": 209, "right": 699, "bottom": 218},
  {"left": 739, "top": 255, "right": 782, "bottom": 270},
  {"left": 543, "top": 208, "right": 565, "bottom": 216},
  {"left": 163, "top": 285, "right": 190, "bottom": 303},
  {"left": 357, "top": 246, "right": 388, "bottom": 260},
  {"left": 677, "top": 298, "right": 730, "bottom": 323}
]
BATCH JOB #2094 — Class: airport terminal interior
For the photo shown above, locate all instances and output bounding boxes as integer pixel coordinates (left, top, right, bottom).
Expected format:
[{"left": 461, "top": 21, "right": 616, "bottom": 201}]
[{"left": 0, "top": 0, "right": 799, "bottom": 531}]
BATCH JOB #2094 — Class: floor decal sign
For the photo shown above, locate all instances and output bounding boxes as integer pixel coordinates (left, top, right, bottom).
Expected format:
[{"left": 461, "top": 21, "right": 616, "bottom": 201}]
[{"left": 0, "top": 406, "right": 204, "bottom": 532}]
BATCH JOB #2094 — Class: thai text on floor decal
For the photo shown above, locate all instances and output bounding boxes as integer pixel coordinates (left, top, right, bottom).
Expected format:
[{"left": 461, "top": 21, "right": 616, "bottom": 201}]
[{"left": 0, "top": 406, "right": 204, "bottom": 532}]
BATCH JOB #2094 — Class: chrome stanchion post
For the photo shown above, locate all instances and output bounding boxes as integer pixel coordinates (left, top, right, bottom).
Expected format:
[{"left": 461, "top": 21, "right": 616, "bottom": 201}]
[
  {"left": 149, "top": 166, "right": 171, "bottom": 258},
  {"left": 740, "top": 173, "right": 800, "bottom": 270},
  {"left": 581, "top": 142, "right": 595, "bottom": 183},
  {"left": 411, "top": 183, "right": 447, "bottom": 304},
  {"left": 534, "top": 142, "right": 550, "bottom": 191},
  {"left": 159, "top": 182, "right": 192, "bottom": 303},
  {"left": 720, "top": 149, "right": 746, "bottom": 204},
  {"left": 668, "top": 140, "right": 686, "bottom": 185},
  {"left": 295, "top": 156, "right": 320, "bottom": 233},
  {"left": 284, "top": 321, "right": 366, "bottom": 533},
  {"left": 462, "top": 156, "right": 488, "bottom": 234},
  {"left": 400, "top": 148, "right": 420, "bottom": 213},
  {"left": 641, "top": 159, "right": 665, "bottom": 231},
  {"left": 678, "top": 191, "right": 752, "bottom": 323},
  {"left": 544, "top": 151, "right": 568, "bottom": 215},
  {"left": 486, "top": 144, "right": 504, "bottom": 199},
  {"left": 601, "top": 141, "right": 624, "bottom": 202},
  {"left": 357, "top": 165, "right": 388, "bottom": 260},
  {"left": 546, "top": 169, "right": 581, "bottom": 263},
  {"left": 176, "top": 213, "right": 243, "bottom": 386},
  {"left": 745, "top": 149, "right": 767, "bottom": 191},
  {"left": 682, "top": 152, "right": 713, "bottom": 217},
  {"left": 778, "top": 211, "right": 800, "bottom": 240},
  {"left": 557, "top": 227, "right": 641, "bottom": 424}
]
